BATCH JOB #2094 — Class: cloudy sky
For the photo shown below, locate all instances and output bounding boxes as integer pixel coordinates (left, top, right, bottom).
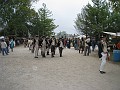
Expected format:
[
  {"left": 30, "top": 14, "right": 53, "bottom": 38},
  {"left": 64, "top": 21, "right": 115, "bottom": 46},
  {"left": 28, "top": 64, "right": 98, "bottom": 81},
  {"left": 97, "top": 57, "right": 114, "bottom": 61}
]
[{"left": 32, "top": 0, "right": 92, "bottom": 34}]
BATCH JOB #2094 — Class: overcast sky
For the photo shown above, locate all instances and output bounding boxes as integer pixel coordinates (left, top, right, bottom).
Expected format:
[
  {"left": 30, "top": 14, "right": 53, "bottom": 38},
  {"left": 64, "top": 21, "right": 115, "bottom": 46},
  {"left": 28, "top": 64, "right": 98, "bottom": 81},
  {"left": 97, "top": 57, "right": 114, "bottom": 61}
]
[{"left": 32, "top": 0, "right": 92, "bottom": 34}]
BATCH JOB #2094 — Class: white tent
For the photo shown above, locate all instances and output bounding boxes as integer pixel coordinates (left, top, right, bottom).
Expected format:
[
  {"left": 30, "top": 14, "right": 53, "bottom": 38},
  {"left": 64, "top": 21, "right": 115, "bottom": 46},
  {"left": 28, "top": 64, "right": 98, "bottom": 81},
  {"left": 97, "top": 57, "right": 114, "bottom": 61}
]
[
  {"left": 77, "top": 35, "right": 86, "bottom": 39},
  {"left": 103, "top": 32, "right": 120, "bottom": 37},
  {"left": 0, "top": 36, "right": 4, "bottom": 39}
]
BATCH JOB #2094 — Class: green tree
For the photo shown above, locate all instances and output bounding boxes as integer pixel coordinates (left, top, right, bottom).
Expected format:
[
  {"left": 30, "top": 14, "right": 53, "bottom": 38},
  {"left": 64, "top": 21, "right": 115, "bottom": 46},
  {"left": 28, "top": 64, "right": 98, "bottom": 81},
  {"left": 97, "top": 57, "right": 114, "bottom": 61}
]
[
  {"left": 37, "top": 3, "right": 58, "bottom": 36},
  {"left": 0, "top": 1, "right": 58, "bottom": 37},
  {"left": 56, "top": 31, "right": 67, "bottom": 38},
  {"left": 74, "top": 0, "right": 110, "bottom": 38},
  {"left": 108, "top": 0, "right": 120, "bottom": 34},
  {"left": 0, "top": 0, "right": 39, "bottom": 37}
]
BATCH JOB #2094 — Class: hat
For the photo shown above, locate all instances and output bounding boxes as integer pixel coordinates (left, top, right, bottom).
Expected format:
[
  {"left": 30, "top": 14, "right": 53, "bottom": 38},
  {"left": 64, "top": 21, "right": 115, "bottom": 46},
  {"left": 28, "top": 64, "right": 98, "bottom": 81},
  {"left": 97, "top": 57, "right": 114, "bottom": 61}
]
[
  {"left": 46, "top": 36, "right": 49, "bottom": 38},
  {"left": 100, "top": 36, "right": 103, "bottom": 38},
  {"left": 42, "top": 35, "right": 45, "bottom": 38},
  {"left": 36, "top": 35, "right": 39, "bottom": 37},
  {"left": 51, "top": 35, "right": 55, "bottom": 37}
]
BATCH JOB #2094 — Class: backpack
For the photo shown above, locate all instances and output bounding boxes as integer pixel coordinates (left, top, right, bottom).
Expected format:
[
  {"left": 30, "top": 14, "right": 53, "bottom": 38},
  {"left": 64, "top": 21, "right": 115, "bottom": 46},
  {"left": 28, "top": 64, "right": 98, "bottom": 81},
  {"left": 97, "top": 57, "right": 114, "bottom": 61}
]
[{"left": 10, "top": 41, "right": 14, "bottom": 48}]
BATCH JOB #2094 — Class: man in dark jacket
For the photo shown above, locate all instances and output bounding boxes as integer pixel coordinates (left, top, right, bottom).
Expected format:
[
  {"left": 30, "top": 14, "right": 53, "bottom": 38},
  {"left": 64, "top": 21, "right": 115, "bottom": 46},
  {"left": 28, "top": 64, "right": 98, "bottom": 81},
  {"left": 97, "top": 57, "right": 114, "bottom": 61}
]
[
  {"left": 50, "top": 36, "right": 56, "bottom": 57},
  {"left": 58, "top": 38, "right": 64, "bottom": 57},
  {"left": 98, "top": 38, "right": 103, "bottom": 60}
]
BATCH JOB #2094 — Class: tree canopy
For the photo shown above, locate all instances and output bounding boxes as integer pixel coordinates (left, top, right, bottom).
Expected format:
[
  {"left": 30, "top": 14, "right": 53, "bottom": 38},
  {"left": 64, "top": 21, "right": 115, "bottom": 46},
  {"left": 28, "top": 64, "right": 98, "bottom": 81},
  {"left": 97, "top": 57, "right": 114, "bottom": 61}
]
[
  {"left": 0, "top": 0, "right": 57, "bottom": 37},
  {"left": 74, "top": 0, "right": 120, "bottom": 38}
]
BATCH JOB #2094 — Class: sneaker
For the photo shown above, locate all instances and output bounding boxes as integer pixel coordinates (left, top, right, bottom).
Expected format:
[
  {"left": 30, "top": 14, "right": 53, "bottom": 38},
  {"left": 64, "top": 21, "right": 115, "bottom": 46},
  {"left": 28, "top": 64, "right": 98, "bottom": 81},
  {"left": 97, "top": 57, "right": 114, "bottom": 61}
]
[
  {"left": 99, "top": 70, "right": 106, "bottom": 74},
  {"left": 34, "top": 57, "right": 38, "bottom": 58},
  {"left": 102, "top": 71, "right": 106, "bottom": 73}
]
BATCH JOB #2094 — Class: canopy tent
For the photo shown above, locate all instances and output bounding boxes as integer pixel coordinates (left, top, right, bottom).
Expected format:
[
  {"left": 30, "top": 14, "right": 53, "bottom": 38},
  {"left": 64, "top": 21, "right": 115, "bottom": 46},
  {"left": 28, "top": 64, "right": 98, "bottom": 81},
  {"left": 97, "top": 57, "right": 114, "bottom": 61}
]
[
  {"left": 0, "top": 36, "right": 4, "bottom": 39},
  {"left": 76, "top": 35, "right": 86, "bottom": 38},
  {"left": 103, "top": 32, "right": 120, "bottom": 37}
]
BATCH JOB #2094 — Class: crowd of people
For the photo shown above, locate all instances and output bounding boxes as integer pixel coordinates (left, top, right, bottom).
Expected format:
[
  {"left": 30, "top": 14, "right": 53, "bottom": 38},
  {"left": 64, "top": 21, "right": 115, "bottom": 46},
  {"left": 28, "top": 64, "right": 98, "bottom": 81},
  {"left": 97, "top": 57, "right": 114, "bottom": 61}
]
[
  {"left": 0, "top": 38, "right": 15, "bottom": 55},
  {"left": 1, "top": 35, "right": 120, "bottom": 74},
  {"left": 23, "top": 35, "right": 113, "bottom": 74},
  {"left": 24, "top": 35, "right": 64, "bottom": 58},
  {"left": 23, "top": 35, "right": 100, "bottom": 59}
]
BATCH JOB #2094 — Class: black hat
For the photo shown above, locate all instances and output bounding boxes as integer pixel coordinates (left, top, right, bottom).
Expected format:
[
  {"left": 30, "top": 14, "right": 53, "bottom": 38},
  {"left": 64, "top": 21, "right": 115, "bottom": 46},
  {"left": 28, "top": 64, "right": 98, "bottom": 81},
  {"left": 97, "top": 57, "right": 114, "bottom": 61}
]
[
  {"left": 36, "top": 35, "right": 39, "bottom": 37},
  {"left": 51, "top": 35, "right": 55, "bottom": 37}
]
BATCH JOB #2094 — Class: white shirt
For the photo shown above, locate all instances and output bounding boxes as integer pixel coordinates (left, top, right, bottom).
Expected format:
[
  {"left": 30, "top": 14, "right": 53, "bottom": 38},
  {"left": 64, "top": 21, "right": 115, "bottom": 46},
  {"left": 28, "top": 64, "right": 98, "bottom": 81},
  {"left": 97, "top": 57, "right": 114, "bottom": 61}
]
[
  {"left": 1, "top": 41, "right": 7, "bottom": 48},
  {"left": 60, "top": 41, "right": 64, "bottom": 48},
  {"left": 52, "top": 39, "right": 55, "bottom": 45},
  {"left": 85, "top": 38, "right": 90, "bottom": 46}
]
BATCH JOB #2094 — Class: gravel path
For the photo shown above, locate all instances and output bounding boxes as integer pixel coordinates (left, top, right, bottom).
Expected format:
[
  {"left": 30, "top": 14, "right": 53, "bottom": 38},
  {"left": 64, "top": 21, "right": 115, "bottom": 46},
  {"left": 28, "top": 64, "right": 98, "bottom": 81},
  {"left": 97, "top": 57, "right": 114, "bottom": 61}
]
[{"left": 0, "top": 46, "right": 120, "bottom": 90}]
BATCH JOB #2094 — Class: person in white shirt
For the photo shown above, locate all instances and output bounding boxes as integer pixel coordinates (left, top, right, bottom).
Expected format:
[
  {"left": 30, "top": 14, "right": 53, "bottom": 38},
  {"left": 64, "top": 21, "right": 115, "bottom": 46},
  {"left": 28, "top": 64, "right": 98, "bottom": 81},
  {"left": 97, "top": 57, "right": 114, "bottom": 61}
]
[
  {"left": 58, "top": 38, "right": 64, "bottom": 57},
  {"left": 1, "top": 39, "right": 8, "bottom": 56},
  {"left": 99, "top": 37, "right": 108, "bottom": 74},
  {"left": 84, "top": 37, "right": 91, "bottom": 56}
]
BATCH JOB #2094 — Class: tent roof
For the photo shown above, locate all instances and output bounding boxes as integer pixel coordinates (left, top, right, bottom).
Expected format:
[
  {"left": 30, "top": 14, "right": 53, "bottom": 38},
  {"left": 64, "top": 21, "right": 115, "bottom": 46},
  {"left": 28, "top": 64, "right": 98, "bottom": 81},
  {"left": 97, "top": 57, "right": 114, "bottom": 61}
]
[
  {"left": 103, "top": 32, "right": 120, "bottom": 36},
  {"left": 0, "top": 36, "right": 4, "bottom": 39}
]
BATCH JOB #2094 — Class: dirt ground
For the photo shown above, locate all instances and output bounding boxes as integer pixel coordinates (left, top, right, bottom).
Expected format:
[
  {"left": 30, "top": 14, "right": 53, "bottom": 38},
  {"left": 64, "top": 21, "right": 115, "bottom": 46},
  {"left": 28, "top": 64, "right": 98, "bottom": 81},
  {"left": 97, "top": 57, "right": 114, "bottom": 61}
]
[{"left": 0, "top": 46, "right": 120, "bottom": 90}]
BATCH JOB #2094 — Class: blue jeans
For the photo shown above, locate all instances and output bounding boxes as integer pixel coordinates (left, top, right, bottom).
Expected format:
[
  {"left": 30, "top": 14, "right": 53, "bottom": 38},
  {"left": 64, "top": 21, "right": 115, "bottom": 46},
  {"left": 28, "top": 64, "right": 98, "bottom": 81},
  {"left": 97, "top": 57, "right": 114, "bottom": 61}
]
[
  {"left": 6, "top": 46, "right": 9, "bottom": 53},
  {"left": 1, "top": 48, "right": 8, "bottom": 55}
]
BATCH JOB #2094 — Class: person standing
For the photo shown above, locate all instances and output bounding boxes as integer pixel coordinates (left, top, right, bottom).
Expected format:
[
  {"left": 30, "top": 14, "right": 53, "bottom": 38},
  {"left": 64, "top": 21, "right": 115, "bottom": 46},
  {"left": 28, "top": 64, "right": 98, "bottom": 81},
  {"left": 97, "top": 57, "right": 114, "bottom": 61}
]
[
  {"left": 23, "top": 39, "right": 27, "bottom": 48},
  {"left": 79, "top": 37, "right": 85, "bottom": 54},
  {"left": 46, "top": 37, "right": 50, "bottom": 55},
  {"left": 74, "top": 38, "right": 78, "bottom": 50},
  {"left": 91, "top": 37, "right": 96, "bottom": 51},
  {"left": 5, "top": 38, "right": 10, "bottom": 53},
  {"left": 41, "top": 36, "right": 46, "bottom": 58},
  {"left": 58, "top": 38, "right": 64, "bottom": 57},
  {"left": 9, "top": 39, "right": 14, "bottom": 52},
  {"left": 84, "top": 37, "right": 90, "bottom": 56},
  {"left": 50, "top": 36, "right": 56, "bottom": 57},
  {"left": 66, "top": 38, "right": 71, "bottom": 49},
  {"left": 31, "top": 38, "right": 35, "bottom": 53},
  {"left": 63, "top": 38, "right": 67, "bottom": 48},
  {"left": 1, "top": 39, "right": 8, "bottom": 56},
  {"left": 99, "top": 37, "right": 108, "bottom": 74},
  {"left": 34, "top": 35, "right": 39, "bottom": 58}
]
